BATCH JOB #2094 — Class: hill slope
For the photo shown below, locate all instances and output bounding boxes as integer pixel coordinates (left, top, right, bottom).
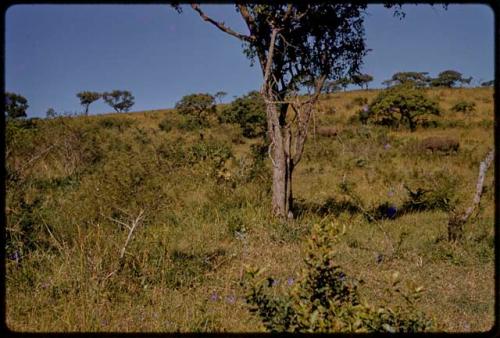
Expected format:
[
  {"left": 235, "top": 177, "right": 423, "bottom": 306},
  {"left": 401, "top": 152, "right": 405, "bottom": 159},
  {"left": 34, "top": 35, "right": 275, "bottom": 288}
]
[{"left": 5, "top": 87, "right": 494, "bottom": 332}]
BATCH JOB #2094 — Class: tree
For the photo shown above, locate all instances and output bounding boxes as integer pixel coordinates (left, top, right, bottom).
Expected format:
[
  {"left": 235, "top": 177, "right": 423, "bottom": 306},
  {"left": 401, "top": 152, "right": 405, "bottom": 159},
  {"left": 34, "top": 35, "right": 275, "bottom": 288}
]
[
  {"left": 384, "top": 72, "right": 431, "bottom": 88},
  {"left": 178, "top": 3, "right": 423, "bottom": 218},
  {"left": 430, "top": 70, "right": 469, "bottom": 88},
  {"left": 351, "top": 73, "right": 374, "bottom": 89},
  {"left": 481, "top": 80, "right": 494, "bottom": 87},
  {"left": 76, "top": 91, "right": 101, "bottom": 115},
  {"left": 366, "top": 83, "right": 440, "bottom": 131},
  {"left": 214, "top": 91, "right": 227, "bottom": 104},
  {"left": 219, "top": 91, "right": 266, "bottom": 138},
  {"left": 175, "top": 93, "right": 216, "bottom": 128},
  {"left": 5, "top": 92, "right": 28, "bottom": 119},
  {"left": 46, "top": 108, "right": 57, "bottom": 119},
  {"left": 102, "top": 90, "right": 135, "bottom": 113}
]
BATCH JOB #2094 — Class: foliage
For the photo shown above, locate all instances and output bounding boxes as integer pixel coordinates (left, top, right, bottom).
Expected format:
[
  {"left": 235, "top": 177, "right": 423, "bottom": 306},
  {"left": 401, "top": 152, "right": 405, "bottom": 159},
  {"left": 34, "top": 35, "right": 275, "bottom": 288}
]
[
  {"left": 45, "top": 108, "right": 58, "bottom": 119},
  {"left": 102, "top": 90, "right": 135, "bottom": 113},
  {"left": 383, "top": 72, "right": 431, "bottom": 88},
  {"left": 365, "top": 84, "right": 440, "bottom": 131},
  {"left": 219, "top": 91, "right": 267, "bottom": 138},
  {"left": 480, "top": 80, "right": 494, "bottom": 87},
  {"left": 430, "top": 70, "right": 471, "bottom": 88},
  {"left": 76, "top": 91, "right": 101, "bottom": 115},
  {"left": 351, "top": 73, "right": 373, "bottom": 89},
  {"left": 175, "top": 93, "right": 216, "bottom": 128},
  {"left": 158, "top": 116, "right": 174, "bottom": 132},
  {"left": 214, "top": 91, "right": 227, "bottom": 103},
  {"left": 450, "top": 100, "right": 476, "bottom": 114},
  {"left": 5, "top": 92, "right": 29, "bottom": 119},
  {"left": 244, "top": 222, "right": 433, "bottom": 332}
]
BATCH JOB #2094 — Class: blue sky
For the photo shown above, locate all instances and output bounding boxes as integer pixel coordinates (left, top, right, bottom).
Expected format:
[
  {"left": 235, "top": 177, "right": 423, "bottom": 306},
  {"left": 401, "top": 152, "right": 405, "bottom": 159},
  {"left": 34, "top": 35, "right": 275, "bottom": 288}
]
[{"left": 5, "top": 4, "right": 494, "bottom": 118}]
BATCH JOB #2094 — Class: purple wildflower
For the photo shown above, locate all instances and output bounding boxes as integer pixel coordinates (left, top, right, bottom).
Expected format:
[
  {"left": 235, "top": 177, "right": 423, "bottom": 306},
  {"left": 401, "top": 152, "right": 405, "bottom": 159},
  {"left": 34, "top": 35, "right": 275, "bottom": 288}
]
[
  {"left": 9, "top": 251, "right": 20, "bottom": 263},
  {"left": 287, "top": 277, "right": 294, "bottom": 286},
  {"left": 362, "top": 105, "right": 369, "bottom": 112},
  {"left": 384, "top": 143, "right": 391, "bottom": 150},
  {"left": 388, "top": 190, "right": 394, "bottom": 197},
  {"left": 386, "top": 205, "right": 397, "bottom": 219},
  {"left": 338, "top": 272, "right": 346, "bottom": 282},
  {"left": 226, "top": 295, "right": 236, "bottom": 304},
  {"left": 210, "top": 292, "right": 219, "bottom": 302}
]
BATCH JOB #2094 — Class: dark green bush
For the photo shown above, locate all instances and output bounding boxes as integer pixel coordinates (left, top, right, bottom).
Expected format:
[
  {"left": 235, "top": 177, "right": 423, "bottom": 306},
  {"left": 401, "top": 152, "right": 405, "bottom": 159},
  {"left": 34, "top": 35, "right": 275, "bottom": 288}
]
[
  {"left": 450, "top": 100, "right": 476, "bottom": 114},
  {"left": 158, "top": 116, "right": 174, "bottom": 132},
  {"left": 365, "top": 84, "right": 441, "bottom": 131},
  {"left": 218, "top": 91, "right": 266, "bottom": 138}
]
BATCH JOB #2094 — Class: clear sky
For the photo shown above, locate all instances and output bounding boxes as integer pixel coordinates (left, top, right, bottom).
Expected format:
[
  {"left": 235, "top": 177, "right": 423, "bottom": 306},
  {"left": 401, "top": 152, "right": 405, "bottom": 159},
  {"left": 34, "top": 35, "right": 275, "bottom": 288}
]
[{"left": 5, "top": 4, "right": 495, "bottom": 118}]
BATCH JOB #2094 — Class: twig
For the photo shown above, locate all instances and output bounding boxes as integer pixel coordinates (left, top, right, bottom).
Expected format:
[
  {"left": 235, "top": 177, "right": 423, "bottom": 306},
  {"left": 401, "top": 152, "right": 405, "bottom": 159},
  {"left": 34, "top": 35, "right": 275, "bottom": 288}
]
[{"left": 119, "top": 209, "right": 145, "bottom": 259}]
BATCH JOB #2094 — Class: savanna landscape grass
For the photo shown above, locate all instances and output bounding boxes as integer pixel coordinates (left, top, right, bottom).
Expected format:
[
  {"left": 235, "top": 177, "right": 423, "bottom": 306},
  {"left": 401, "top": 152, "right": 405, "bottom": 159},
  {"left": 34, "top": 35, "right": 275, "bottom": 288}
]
[{"left": 5, "top": 87, "right": 495, "bottom": 332}]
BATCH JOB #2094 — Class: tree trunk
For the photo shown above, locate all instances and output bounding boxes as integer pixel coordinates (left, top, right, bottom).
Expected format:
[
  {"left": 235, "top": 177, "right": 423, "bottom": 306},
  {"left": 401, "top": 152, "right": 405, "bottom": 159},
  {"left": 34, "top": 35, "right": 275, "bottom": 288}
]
[{"left": 267, "top": 101, "right": 294, "bottom": 218}]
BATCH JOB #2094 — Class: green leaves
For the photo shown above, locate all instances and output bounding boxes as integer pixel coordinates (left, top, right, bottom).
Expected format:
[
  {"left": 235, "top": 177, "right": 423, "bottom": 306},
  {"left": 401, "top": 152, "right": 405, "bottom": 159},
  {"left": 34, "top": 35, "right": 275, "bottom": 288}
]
[
  {"left": 243, "top": 221, "right": 433, "bottom": 332},
  {"left": 5, "top": 92, "right": 29, "bottom": 119},
  {"left": 366, "top": 84, "right": 440, "bottom": 131}
]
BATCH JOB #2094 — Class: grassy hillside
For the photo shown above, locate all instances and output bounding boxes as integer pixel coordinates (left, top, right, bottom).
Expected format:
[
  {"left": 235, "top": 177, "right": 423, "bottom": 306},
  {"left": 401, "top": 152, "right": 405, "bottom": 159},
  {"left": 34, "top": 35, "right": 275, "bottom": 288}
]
[{"left": 5, "top": 87, "right": 494, "bottom": 332}]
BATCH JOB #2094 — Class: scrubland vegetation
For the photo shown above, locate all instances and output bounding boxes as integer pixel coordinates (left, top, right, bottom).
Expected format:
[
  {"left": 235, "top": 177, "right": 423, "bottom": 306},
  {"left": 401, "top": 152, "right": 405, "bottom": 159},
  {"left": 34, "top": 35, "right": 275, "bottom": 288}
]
[{"left": 5, "top": 86, "right": 494, "bottom": 332}]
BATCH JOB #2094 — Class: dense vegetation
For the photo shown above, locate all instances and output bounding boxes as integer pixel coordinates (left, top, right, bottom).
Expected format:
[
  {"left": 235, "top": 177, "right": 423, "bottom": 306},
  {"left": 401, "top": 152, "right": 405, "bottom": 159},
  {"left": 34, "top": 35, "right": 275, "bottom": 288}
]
[{"left": 5, "top": 86, "right": 494, "bottom": 332}]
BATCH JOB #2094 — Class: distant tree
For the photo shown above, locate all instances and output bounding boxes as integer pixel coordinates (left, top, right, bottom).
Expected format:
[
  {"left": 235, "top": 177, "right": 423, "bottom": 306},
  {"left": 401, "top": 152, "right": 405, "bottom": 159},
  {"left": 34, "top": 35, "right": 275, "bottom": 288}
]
[
  {"left": 351, "top": 73, "right": 374, "bottom": 89},
  {"left": 324, "top": 81, "right": 342, "bottom": 94},
  {"left": 481, "top": 80, "right": 494, "bottom": 87},
  {"left": 430, "top": 70, "right": 470, "bottom": 88},
  {"left": 175, "top": 93, "right": 216, "bottom": 128},
  {"left": 384, "top": 72, "right": 431, "bottom": 88},
  {"left": 102, "top": 90, "right": 135, "bottom": 113},
  {"left": 214, "top": 91, "right": 227, "bottom": 104},
  {"left": 219, "top": 90, "right": 266, "bottom": 138},
  {"left": 338, "top": 77, "right": 352, "bottom": 92},
  {"left": 366, "top": 83, "right": 440, "bottom": 132},
  {"left": 76, "top": 91, "right": 101, "bottom": 115},
  {"left": 46, "top": 107, "right": 57, "bottom": 119},
  {"left": 5, "top": 92, "right": 28, "bottom": 119}
]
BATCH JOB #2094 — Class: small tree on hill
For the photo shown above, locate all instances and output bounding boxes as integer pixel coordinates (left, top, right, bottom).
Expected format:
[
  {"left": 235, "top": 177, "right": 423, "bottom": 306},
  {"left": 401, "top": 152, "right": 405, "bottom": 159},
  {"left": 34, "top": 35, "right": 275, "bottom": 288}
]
[
  {"left": 351, "top": 73, "right": 373, "bottom": 89},
  {"left": 430, "top": 70, "right": 470, "bottom": 88},
  {"left": 481, "top": 80, "right": 494, "bottom": 87},
  {"left": 46, "top": 108, "right": 57, "bottom": 119},
  {"left": 384, "top": 72, "right": 431, "bottom": 88},
  {"left": 77, "top": 91, "right": 101, "bottom": 115},
  {"left": 366, "top": 84, "right": 440, "bottom": 131},
  {"left": 214, "top": 91, "right": 227, "bottom": 104},
  {"left": 102, "top": 90, "right": 135, "bottom": 113},
  {"left": 219, "top": 90, "right": 266, "bottom": 138},
  {"left": 5, "top": 92, "right": 28, "bottom": 119},
  {"left": 175, "top": 93, "right": 216, "bottom": 128}
]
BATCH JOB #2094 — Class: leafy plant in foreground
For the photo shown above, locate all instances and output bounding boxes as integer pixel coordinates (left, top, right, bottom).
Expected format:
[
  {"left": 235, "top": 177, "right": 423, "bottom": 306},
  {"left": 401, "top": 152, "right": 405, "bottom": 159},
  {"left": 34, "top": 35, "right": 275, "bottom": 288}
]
[{"left": 244, "top": 222, "right": 433, "bottom": 332}]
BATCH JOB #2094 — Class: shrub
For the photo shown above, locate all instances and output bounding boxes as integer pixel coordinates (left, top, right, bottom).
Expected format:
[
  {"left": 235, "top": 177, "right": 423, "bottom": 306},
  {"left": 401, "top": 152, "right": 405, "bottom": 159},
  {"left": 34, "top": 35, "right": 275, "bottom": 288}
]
[
  {"left": 5, "top": 92, "right": 29, "bottom": 119},
  {"left": 175, "top": 93, "right": 216, "bottom": 128},
  {"left": 365, "top": 84, "right": 441, "bottom": 131},
  {"left": 244, "top": 222, "right": 433, "bottom": 332},
  {"left": 158, "top": 116, "right": 174, "bottom": 132},
  {"left": 450, "top": 101, "right": 476, "bottom": 114},
  {"left": 351, "top": 96, "right": 368, "bottom": 106},
  {"left": 218, "top": 91, "right": 266, "bottom": 138}
]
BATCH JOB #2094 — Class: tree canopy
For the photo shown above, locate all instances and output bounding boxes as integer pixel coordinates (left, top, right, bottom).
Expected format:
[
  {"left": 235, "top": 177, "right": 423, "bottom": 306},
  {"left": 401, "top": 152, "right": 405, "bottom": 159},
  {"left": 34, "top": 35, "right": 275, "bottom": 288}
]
[
  {"left": 430, "top": 70, "right": 471, "bottom": 88},
  {"left": 102, "top": 90, "right": 135, "bottom": 113},
  {"left": 77, "top": 91, "right": 101, "bottom": 115},
  {"left": 5, "top": 92, "right": 29, "bottom": 119}
]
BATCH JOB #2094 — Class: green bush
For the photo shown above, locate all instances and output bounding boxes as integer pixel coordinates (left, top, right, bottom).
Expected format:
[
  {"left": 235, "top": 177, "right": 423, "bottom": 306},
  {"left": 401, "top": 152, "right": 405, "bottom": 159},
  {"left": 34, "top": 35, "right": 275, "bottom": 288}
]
[
  {"left": 158, "top": 116, "right": 174, "bottom": 132},
  {"left": 218, "top": 91, "right": 266, "bottom": 138},
  {"left": 244, "top": 222, "right": 433, "bottom": 333},
  {"left": 175, "top": 93, "right": 215, "bottom": 129},
  {"left": 351, "top": 96, "right": 368, "bottom": 107},
  {"left": 450, "top": 100, "right": 476, "bottom": 114},
  {"left": 365, "top": 84, "right": 440, "bottom": 131}
]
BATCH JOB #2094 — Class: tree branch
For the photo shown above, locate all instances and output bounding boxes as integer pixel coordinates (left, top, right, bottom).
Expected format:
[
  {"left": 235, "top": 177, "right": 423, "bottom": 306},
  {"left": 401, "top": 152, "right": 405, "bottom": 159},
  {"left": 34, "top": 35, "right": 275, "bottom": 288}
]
[{"left": 191, "top": 4, "right": 254, "bottom": 42}]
